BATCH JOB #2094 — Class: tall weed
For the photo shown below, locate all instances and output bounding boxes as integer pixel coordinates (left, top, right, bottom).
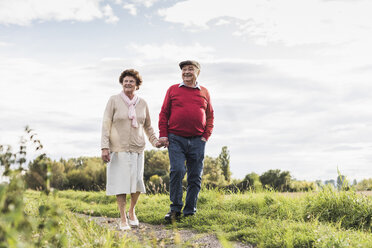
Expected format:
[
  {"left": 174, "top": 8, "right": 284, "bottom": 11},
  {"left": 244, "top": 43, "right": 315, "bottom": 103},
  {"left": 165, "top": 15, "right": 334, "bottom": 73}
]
[{"left": 304, "top": 185, "right": 371, "bottom": 231}]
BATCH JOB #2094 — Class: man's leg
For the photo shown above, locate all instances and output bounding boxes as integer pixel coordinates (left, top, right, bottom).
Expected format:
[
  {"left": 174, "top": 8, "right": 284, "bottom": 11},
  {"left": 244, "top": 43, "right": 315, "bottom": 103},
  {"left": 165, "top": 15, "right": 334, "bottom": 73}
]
[
  {"left": 167, "top": 134, "right": 187, "bottom": 213},
  {"left": 183, "top": 137, "right": 206, "bottom": 216}
]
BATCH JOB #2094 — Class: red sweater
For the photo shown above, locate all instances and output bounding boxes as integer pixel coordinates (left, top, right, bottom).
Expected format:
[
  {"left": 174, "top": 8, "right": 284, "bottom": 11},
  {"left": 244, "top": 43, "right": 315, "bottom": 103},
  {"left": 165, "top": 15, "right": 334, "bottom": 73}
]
[{"left": 159, "top": 84, "right": 214, "bottom": 140}]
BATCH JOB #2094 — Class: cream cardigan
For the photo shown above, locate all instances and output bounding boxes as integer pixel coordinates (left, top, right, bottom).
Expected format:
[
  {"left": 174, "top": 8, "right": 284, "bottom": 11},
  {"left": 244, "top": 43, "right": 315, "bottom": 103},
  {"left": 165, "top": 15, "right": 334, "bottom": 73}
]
[{"left": 101, "top": 94, "right": 158, "bottom": 153}]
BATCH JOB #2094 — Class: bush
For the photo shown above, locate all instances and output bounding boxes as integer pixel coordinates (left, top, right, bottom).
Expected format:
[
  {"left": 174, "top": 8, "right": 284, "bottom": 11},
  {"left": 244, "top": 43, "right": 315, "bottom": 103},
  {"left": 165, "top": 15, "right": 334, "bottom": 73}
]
[
  {"left": 0, "top": 127, "right": 65, "bottom": 247},
  {"left": 355, "top": 178, "right": 372, "bottom": 191},
  {"left": 260, "top": 169, "right": 291, "bottom": 192},
  {"left": 304, "top": 186, "right": 372, "bottom": 231},
  {"left": 24, "top": 155, "right": 68, "bottom": 190},
  {"left": 144, "top": 150, "right": 170, "bottom": 181},
  {"left": 203, "top": 156, "right": 228, "bottom": 187},
  {"left": 289, "top": 180, "right": 318, "bottom": 192}
]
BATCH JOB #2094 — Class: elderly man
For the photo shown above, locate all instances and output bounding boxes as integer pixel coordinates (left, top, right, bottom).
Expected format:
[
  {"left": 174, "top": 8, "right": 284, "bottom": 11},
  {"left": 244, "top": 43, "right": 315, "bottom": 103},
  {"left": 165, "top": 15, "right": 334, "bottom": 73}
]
[{"left": 159, "top": 60, "right": 214, "bottom": 221}]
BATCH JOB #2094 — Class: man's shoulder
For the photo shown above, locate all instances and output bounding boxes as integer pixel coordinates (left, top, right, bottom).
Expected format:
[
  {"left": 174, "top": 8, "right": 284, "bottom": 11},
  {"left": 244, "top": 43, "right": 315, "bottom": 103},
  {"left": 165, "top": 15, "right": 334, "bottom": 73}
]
[
  {"left": 165, "top": 84, "right": 181, "bottom": 94},
  {"left": 168, "top": 84, "right": 180, "bottom": 90},
  {"left": 200, "top": 85, "right": 209, "bottom": 91},
  {"left": 199, "top": 85, "right": 210, "bottom": 96}
]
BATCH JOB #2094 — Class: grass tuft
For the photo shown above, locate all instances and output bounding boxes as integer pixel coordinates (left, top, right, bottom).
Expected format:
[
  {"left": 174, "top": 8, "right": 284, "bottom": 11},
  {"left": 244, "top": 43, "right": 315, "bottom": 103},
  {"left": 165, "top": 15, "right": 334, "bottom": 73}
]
[{"left": 304, "top": 186, "right": 372, "bottom": 231}]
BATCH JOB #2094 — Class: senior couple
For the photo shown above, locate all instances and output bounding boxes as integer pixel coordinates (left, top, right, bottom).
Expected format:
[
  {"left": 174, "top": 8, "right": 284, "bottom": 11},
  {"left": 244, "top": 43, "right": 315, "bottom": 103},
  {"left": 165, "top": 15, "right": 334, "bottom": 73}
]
[{"left": 101, "top": 60, "right": 214, "bottom": 230}]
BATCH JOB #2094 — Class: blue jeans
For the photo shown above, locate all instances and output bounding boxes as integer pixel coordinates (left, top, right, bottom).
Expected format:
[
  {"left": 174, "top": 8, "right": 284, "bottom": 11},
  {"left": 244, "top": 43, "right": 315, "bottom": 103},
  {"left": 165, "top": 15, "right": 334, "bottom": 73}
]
[{"left": 168, "top": 133, "right": 206, "bottom": 215}]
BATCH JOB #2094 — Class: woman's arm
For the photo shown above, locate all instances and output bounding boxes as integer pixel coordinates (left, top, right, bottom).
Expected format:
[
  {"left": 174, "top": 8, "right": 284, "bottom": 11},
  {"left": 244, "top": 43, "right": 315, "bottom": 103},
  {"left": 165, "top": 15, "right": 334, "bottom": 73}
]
[
  {"left": 143, "top": 102, "right": 160, "bottom": 147},
  {"left": 101, "top": 97, "right": 114, "bottom": 160}
]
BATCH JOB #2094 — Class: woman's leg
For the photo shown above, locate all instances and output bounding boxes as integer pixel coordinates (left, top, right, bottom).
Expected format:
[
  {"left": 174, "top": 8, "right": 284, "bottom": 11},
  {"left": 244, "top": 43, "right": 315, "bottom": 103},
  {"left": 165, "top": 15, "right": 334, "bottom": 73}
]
[
  {"left": 116, "top": 194, "right": 127, "bottom": 224},
  {"left": 129, "top": 192, "right": 140, "bottom": 220}
]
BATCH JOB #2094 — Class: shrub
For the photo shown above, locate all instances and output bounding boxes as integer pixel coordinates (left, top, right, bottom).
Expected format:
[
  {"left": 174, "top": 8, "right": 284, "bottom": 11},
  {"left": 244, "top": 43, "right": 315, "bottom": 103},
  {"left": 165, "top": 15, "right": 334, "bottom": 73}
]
[
  {"left": 289, "top": 180, "right": 318, "bottom": 192},
  {"left": 304, "top": 186, "right": 372, "bottom": 231},
  {"left": 146, "top": 175, "right": 168, "bottom": 194},
  {"left": 355, "top": 178, "right": 372, "bottom": 191},
  {"left": 260, "top": 169, "right": 291, "bottom": 192}
]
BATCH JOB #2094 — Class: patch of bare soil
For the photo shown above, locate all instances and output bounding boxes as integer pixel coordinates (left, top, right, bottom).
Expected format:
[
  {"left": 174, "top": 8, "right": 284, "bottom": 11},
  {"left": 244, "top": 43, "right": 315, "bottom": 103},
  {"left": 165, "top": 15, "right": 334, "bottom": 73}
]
[{"left": 76, "top": 214, "right": 254, "bottom": 248}]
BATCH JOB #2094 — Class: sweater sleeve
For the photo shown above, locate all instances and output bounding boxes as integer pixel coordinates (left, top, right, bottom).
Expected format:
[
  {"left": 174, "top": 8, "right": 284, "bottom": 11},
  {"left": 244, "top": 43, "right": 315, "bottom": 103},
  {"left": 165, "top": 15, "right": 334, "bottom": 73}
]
[
  {"left": 202, "top": 89, "right": 214, "bottom": 140},
  {"left": 101, "top": 97, "right": 114, "bottom": 149},
  {"left": 158, "top": 86, "right": 172, "bottom": 138},
  {"left": 143, "top": 102, "right": 159, "bottom": 147}
]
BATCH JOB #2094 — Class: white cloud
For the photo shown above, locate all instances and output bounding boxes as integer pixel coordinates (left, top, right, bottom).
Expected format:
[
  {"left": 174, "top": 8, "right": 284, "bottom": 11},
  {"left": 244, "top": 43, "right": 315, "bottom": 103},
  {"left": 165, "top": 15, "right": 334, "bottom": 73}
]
[
  {"left": 122, "top": 0, "right": 159, "bottom": 15},
  {"left": 131, "top": 0, "right": 159, "bottom": 8},
  {"left": 215, "top": 19, "right": 230, "bottom": 26},
  {"left": 103, "top": 4, "right": 119, "bottom": 23},
  {"left": 158, "top": 0, "right": 372, "bottom": 46},
  {"left": 0, "top": 0, "right": 119, "bottom": 25},
  {"left": 0, "top": 56, "right": 116, "bottom": 157},
  {"left": 127, "top": 43, "right": 215, "bottom": 62},
  {"left": 0, "top": 41, "right": 12, "bottom": 46},
  {"left": 123, "top": 4, "right": 137, "bottom": 16},
  {"left": 157, "top": 0, "right": 372, "bottom": 90}
]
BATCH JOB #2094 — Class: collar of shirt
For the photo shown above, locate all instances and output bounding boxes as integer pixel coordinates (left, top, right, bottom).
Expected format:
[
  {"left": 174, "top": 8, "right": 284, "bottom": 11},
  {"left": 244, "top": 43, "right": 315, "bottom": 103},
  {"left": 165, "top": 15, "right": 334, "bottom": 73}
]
[{"left": 179, "top": 81, "right": 201, "bottom": 90}]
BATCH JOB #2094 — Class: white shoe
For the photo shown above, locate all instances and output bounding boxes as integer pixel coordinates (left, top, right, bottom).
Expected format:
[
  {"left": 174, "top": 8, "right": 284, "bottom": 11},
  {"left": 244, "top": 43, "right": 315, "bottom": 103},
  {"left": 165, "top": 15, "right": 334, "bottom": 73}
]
[
  {"left": 127, "top": 212, "right": 139, "bottom": 227},
  {"left": 119, "top": 222, "right": 131, "bottom": 231}
]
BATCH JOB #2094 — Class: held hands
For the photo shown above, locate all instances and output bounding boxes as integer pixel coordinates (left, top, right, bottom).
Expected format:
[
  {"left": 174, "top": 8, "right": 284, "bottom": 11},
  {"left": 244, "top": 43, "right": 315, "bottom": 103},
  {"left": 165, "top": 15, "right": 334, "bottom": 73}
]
[
  {"left": 101, "top": 149, "right": 110, "bottom": 163},
  {"left": 155, "top": 141, "right": 163, "bottom": 148},
  {"left": 157, "top": 137, "right": 169, "bottom": 148},
  {"left": 155, "top": 137, "right": 205, "bottom": 148}
]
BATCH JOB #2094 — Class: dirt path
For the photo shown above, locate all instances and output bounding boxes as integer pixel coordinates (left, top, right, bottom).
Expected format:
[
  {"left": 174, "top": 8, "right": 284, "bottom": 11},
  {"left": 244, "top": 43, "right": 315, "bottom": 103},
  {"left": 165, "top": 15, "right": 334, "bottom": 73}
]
[{"left": 77, "top": 214, "right": 254, "bottom": 248}]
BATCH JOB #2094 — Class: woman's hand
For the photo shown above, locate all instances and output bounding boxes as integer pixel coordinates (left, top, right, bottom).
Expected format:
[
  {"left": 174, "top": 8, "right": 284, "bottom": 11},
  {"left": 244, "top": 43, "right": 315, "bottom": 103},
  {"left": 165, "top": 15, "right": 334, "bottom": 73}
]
[
  {"left": 101, "top": 149, "right": 110, "bottom": 162},
  {"left": 155, "top": 141, "right": 163, "bottom": 148},
  {"left": 159, "top": 137, "right": 169, "bottom": 148}
]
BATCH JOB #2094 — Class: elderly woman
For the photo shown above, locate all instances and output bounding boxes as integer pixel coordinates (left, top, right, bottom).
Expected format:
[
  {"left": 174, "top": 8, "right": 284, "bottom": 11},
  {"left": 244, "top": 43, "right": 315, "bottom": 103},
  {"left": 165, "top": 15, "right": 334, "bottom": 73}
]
[{"left": 101, "top": 69, "right": 161, "bottom": 230}]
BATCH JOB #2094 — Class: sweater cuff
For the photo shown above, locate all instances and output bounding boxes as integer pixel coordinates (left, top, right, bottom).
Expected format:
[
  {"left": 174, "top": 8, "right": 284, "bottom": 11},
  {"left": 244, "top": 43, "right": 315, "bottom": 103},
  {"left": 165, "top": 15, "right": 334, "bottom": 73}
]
[
  {"left": 150, "top": 138, "right": 159, "bottom": 147},
  {"left": 159, "top": 131, "right": 168, "bottom": 138}
]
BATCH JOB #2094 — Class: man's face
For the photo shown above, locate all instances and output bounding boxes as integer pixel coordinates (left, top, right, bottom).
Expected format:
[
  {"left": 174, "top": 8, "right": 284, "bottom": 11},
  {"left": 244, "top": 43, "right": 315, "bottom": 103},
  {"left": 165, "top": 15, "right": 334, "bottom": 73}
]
[{"left": 182, "top": 65, "right": 199, "bottom": 84}]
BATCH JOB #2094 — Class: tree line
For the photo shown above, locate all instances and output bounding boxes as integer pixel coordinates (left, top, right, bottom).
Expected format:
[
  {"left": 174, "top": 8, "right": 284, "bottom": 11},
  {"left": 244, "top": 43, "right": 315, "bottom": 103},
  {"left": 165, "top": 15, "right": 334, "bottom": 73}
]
[{"left": 17, "top": 146, "right": 371, "bottom": 193}]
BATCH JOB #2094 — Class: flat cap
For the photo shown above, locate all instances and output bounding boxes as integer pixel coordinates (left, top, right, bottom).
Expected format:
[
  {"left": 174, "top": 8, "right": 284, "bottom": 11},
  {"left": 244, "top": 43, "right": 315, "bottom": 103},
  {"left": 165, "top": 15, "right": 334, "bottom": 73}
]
[{"left": 179, "top": 60, "right": 200, "bottom": 70}]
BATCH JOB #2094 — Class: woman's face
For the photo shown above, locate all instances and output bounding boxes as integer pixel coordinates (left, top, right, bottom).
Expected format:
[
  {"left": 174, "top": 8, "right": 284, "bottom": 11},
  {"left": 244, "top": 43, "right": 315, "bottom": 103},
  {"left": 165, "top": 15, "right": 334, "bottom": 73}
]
[{"left": 122, "top": 76, "right": 137, "bottom": 95}]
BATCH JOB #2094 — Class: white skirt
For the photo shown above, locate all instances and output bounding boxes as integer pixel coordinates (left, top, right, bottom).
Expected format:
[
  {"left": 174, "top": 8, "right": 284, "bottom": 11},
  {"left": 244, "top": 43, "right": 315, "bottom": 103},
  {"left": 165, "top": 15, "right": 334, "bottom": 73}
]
[{"left": 106, "top": 151, "right": 146, "bottom": 195}]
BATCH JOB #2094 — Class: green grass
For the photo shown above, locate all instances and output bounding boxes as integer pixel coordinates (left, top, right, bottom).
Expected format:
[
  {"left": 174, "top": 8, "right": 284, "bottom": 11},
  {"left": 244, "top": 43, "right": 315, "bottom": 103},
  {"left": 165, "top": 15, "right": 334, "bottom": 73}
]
[
  {"left": 23, "top": 191, "right": 170, "bottom": 247},
  {"left": 304, "top": 187, "right": 371, "bottom": 231},
  {"left": 28, "top": 188, "right": 372, "bottom": 248},
  {"left": 22, "top": 191, "right": 144, "bottom": 248}
]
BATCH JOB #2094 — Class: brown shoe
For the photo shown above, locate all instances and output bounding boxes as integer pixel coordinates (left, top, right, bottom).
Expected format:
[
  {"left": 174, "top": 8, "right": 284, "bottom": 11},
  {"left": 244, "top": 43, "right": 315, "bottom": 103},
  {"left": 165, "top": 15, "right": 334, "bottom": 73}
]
[{"left": 164, "top": 211, "right": 181, "bottom": 222}]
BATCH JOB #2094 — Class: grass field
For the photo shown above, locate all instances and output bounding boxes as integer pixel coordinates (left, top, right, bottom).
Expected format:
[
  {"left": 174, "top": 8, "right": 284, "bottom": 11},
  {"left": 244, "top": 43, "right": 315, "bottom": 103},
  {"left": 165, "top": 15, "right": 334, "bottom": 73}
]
[
  {"left": 23, "top": 191, "right": 146, "bottom": 247},
  {"left": 25, "top": 187, "right": 372, "bottom": 247}
]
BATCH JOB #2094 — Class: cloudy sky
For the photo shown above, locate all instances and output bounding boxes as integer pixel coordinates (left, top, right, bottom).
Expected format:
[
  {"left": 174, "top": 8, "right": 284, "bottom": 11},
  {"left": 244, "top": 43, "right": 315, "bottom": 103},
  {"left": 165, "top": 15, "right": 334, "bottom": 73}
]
[{"left": 1, "top": 0, "right": 371, "bottom": 182}]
